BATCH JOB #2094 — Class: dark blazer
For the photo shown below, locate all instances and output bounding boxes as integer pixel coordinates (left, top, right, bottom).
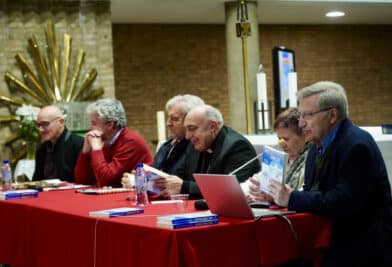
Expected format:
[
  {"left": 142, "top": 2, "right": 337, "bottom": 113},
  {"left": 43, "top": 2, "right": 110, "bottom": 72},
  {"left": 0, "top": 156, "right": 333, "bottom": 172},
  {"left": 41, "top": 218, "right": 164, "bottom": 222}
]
[
  {"left": 289, "top": 119, "right": 392, "bottom": 267},
  {"left": 177, "top": 125, "right": 261, "bottom": 199},
  {"left": 153, "top": 138, "right": 189, "bottom": 175},
  {"left": 33, "top": 128, "right": 83, "bottom": 182}
]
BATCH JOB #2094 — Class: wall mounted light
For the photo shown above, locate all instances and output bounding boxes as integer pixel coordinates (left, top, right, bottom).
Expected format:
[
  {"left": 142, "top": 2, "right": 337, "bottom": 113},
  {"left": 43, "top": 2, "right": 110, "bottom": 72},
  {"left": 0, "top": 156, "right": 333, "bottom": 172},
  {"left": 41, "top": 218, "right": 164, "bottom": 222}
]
[{"left": 325, "top": 11, "right": 345, "bottom": 17}]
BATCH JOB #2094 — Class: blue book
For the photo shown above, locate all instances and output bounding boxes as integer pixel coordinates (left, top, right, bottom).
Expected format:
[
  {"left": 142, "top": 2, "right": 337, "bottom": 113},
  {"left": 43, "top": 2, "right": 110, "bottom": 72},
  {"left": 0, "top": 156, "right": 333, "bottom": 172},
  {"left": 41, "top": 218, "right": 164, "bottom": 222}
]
[
  {"left": 259, "top": 145, "right": 288, "bottom": 194},
  {"left": 0, "top": 189, "right": 39, "bottom": 200},
  {"left": 157, "top": 218, "right": 219, "bottom": 229},
  {"left": 89, "top": 207, "right": 144, "bottom": 218},
  {"left": 157, "top": 211, "right": 218, "bottom": 225}
]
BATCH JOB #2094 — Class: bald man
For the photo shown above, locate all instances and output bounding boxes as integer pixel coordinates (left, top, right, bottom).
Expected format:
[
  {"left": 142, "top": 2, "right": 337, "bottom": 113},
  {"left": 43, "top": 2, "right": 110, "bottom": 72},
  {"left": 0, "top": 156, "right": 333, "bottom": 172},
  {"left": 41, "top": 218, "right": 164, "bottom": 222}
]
[{"left": 32, "top": 105, "right": 83, "bottom": 182}]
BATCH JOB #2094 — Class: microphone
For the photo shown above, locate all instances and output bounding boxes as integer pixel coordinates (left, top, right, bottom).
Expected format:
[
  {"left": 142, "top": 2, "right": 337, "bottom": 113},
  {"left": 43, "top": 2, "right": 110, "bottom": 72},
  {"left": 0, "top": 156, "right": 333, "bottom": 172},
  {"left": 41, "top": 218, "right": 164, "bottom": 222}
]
[
  {"left": 194, "top": 199, "right": 209, "bottom": 210},
  {"left": 229, "top": 152, "right": 263, "bottom": 175}
]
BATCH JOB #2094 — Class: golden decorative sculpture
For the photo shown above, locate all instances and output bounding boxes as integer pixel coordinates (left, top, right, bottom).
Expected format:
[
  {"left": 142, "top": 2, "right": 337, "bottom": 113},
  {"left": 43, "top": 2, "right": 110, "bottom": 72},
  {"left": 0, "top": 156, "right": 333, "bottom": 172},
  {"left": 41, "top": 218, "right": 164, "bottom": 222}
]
[{"left": 0, "top": 21, "right": 104, "bottom": 164}]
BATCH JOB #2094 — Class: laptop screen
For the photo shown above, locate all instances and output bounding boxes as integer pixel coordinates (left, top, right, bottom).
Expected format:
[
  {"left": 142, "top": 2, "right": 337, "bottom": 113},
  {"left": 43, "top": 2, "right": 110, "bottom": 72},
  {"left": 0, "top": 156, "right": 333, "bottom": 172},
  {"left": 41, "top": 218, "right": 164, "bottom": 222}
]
[{"left": 193, "top": 173, "right": 255, "bottom": 219}]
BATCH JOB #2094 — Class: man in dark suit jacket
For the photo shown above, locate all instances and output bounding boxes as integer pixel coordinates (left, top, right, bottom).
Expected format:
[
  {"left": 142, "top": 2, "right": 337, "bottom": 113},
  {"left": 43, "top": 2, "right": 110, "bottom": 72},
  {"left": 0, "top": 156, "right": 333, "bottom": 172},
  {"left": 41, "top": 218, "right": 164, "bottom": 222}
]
[
  {"left": 121, "top": 95, "right": 204, "bottom": 189},
  {"left": 269, "top": 81, "right": 392, "bottom": 267},
  {"left": 33, "top": 105, "right": 83, "bottom": 182},
  {"left": 157, "top": 104, "right": 261, "bottom": 199},
  {"left": 153, "top": 95, "right": 204, "bottom": 175}
]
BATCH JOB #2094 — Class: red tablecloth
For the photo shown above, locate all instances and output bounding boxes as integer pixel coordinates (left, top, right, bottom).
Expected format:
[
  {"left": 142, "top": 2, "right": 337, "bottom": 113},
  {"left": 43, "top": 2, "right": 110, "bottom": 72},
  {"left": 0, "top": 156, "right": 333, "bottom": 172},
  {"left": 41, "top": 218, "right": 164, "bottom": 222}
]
[{"left": 0, "top": 190, "right": 330, "bottom": 267}]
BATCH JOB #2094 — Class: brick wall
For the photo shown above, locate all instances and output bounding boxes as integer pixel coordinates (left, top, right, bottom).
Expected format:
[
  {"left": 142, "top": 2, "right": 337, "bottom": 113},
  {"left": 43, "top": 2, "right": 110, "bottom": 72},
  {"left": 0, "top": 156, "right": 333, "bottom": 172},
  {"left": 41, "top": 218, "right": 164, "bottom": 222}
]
[
  {"left": 112, "top": 24, "right": 228, "bottom": 151},
  {"left": 1, "top": 15, "right": 391, "bottom": 158},
  {"left": 259, "top": 25, "right": 392, "bottom": 126},
  {"left": 0, "top": 0, "right": 114, "bottom": 161},
  {"left": 113, "top": 24, "right": 392, "bottom": 151}
]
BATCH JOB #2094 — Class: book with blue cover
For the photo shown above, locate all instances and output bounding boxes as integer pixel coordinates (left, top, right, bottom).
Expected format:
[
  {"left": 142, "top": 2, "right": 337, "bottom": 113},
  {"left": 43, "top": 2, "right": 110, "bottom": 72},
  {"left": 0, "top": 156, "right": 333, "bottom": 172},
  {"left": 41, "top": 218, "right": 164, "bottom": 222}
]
[
  {"left": 157, "top": 218, "right": 219, "bottom": 229},
  {"left": 89, "top": 207, "right": 144, "bottom": 218},
  {"left": 157, "top": 211, "right": 218, "bottom": 225},
  {"left": 259, "top": 145, "right": 288, "bottom": 194},
  {"left": 0, "top": 189, "right": 39, "bottom": 200}
]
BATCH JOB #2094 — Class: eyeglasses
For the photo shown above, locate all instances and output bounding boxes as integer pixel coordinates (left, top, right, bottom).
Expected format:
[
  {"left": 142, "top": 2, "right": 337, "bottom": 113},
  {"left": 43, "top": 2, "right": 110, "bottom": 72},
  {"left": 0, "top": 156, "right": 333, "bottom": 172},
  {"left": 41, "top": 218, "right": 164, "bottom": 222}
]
[
  {"left": 167, "top": 115, "right": 184, "bottom": 123},
  {"left": 298, "top": 108, "right": 332, "bottom": 120},
  {"left": 36, "top": 117, "right": 61, "bottom": 128}
]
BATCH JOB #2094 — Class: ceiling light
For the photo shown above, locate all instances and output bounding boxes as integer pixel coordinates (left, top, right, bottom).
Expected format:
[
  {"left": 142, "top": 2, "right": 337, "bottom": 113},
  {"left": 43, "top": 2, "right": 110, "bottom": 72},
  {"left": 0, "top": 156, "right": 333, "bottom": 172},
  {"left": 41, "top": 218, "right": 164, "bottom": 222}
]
[{"left": 325, "top": 11, "right": 345, "bottom": 18}]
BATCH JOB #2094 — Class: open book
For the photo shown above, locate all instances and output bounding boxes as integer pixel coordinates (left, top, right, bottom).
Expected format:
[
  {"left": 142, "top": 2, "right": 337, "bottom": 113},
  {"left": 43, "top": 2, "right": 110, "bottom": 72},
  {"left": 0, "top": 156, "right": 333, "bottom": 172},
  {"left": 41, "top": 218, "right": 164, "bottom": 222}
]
[
  {"left": 142, "top": 164, "right": 168, "bottom": 195},
  {"left": 259, "top": 145, "right": 288, "bottom": 194}
]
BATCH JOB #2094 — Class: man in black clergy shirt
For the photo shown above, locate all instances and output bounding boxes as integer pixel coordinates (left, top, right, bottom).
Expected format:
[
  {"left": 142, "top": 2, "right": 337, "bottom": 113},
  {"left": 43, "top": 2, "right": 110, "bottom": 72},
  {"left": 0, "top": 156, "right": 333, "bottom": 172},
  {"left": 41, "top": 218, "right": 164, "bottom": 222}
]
[{"left": 156, "top": 104, "right": 261, "bottom": 199}]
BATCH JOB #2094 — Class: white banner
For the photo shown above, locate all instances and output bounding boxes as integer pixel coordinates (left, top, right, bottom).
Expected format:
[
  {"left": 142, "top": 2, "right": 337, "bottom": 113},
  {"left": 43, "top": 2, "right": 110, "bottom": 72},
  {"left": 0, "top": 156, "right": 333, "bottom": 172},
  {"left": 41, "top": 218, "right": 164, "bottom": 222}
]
[
  {"left": 156, "top": 111, "right": 166, "bottom": 141},
  {"left": 256, "top": 72, "right": 269, "bottom": 130},
  {"left": 288, "top": 72, "right": 298, "bottom": 107}
]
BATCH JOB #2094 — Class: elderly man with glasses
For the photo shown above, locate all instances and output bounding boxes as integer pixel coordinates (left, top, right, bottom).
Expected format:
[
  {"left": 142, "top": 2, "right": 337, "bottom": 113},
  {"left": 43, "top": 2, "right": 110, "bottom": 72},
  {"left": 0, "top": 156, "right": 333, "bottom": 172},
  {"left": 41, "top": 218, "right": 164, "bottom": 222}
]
[
  {"left": 121, "top": 94, "right": 204, "bottom": 190},
  {"left": 33, "top": 105, "right": 83, "bottom": 182},
  {"left": 268, "top": 81, "right": 392, "bottom": 267}
]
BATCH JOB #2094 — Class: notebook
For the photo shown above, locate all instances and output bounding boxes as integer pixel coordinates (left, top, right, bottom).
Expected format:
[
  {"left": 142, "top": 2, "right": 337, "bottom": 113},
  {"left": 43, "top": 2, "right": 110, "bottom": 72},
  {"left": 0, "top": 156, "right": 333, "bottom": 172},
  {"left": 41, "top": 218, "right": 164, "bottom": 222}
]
[{"left": 193, "top": 173, "right": 294, "bottom": 219}]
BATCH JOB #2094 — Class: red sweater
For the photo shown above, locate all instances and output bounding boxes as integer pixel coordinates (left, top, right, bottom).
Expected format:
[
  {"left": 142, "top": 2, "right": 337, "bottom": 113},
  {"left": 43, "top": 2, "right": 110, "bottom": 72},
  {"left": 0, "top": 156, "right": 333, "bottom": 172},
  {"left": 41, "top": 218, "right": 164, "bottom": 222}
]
[{"left": 74, "top": 128, "right": 153, "bottom": 187}]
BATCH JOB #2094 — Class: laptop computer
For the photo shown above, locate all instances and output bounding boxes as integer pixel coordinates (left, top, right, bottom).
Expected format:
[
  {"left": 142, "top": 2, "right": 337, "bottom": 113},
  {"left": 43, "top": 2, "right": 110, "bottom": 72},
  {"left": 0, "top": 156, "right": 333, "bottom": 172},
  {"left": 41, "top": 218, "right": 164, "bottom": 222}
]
[{"left": 193, "top": 173, "right": 294, "bottom": 219}]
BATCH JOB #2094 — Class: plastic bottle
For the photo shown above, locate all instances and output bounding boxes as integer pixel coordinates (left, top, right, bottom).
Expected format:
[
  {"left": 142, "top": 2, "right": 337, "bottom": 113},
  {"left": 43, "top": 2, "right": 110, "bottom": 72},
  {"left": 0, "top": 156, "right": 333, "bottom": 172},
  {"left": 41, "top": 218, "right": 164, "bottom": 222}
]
[
  {"left": 134, "top": 163, "right": 149, "bottom": 206},
  {"left": 1, "top": 160, "right": 13, "bottom": 192}
]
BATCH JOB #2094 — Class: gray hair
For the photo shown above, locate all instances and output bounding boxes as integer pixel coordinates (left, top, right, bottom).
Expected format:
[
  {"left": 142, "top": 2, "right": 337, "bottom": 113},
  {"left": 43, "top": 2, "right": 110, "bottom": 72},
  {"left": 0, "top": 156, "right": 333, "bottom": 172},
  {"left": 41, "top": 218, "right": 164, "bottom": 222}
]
[
  {"left": 86, "top": 98, "right": 127, "bottom": 128},
  {"left": 165, "top": 94, "right": 205, "bottom": 115},
  {"left": 204, "top": 105, "right": 224, "bottom": 129},
  {"left": 297, "top": 81, "right": 349, "bottom": 120}
]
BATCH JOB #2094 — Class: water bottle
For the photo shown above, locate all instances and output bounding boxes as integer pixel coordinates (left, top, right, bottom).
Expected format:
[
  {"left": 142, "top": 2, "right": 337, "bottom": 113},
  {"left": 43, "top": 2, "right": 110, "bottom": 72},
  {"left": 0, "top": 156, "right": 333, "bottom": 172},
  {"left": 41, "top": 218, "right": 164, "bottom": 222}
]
[
  {"left": 135, "top": 163, "right": 148, "bottom": 206},
  {"left": 1, "top": 160, "right": 13, "bottom": 192}
]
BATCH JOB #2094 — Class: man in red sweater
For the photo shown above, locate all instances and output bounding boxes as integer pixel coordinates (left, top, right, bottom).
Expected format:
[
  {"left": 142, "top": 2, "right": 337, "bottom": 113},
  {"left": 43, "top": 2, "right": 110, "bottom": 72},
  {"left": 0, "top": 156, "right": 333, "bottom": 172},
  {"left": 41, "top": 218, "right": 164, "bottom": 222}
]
[{"left": 74, "top": 98, "right": 153, "bottom": 187}]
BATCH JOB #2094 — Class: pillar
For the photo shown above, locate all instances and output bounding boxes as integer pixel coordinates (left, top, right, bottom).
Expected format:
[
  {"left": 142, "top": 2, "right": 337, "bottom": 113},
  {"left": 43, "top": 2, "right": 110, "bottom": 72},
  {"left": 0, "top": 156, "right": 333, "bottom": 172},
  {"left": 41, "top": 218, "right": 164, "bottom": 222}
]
[{"left": 225, "top": 1, "right": 260, "bottom": 134}]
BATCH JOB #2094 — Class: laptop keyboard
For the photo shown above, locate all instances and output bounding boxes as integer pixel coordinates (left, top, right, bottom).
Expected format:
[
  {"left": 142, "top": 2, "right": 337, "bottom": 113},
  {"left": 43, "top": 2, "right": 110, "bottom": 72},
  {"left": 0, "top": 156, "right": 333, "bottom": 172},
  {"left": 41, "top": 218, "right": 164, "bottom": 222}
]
[{"left": 251, "top": 208, "right": 295, "bottom": 218}]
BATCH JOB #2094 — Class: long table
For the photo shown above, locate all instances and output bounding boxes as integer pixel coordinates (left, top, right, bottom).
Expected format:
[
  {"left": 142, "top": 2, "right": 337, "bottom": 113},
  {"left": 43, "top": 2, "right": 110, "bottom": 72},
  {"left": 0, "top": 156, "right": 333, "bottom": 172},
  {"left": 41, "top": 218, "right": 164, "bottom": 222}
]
[{"left": 0, "top": 190, "right": 330, "bottom": 267}]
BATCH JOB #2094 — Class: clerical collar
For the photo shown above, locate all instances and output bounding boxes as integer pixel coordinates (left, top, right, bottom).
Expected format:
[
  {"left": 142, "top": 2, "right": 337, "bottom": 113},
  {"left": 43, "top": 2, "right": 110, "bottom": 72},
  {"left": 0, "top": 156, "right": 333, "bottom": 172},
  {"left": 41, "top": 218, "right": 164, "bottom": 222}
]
[
  {"left": 207, "top": 129, "right": 222, "bottom": 154},
  {"left": 108, "top": 127, "right": 124, "bottom": 146}
]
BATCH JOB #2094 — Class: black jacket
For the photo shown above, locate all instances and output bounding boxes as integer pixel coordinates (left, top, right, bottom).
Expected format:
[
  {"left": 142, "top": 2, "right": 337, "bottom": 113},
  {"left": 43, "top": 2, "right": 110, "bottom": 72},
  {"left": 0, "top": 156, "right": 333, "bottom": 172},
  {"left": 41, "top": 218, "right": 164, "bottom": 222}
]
[
  {"left": 33, "top": 128, "right": 83, "bottom": 182},
  {"left": 153, "top": 138, "right": 189, "bottom": 175},
  {"left": 177, "top": 125, "right": 261, "bottom": 199},
  {"left": 289, "top": 119, "right": 392, "bottom": 267}
]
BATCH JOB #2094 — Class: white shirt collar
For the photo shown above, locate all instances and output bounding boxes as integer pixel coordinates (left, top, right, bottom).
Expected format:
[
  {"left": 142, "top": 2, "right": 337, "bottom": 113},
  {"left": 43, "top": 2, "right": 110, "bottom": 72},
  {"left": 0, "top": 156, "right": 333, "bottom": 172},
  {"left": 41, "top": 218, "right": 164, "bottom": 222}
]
[{"left": 108, "top": 128, "right": 124, "bottom": 146}]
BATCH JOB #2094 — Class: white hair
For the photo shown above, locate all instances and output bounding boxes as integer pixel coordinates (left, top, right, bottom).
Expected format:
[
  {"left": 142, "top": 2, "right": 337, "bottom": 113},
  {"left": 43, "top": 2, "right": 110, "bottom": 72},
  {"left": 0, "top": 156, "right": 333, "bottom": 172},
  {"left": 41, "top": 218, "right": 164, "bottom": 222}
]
[
  {"left": 86, "top": 98, "right": 127, "bottom": 128},
  {"left": 297, "top": 81, "right": 349, "bottom": 120}
]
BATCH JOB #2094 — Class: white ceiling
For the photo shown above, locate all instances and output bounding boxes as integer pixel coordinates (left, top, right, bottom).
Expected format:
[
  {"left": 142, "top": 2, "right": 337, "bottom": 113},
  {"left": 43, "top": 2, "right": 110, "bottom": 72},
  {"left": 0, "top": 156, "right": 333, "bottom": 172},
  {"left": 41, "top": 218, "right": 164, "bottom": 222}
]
[{"left": 110, "top": 0, "right": 392, "bottom": 25}]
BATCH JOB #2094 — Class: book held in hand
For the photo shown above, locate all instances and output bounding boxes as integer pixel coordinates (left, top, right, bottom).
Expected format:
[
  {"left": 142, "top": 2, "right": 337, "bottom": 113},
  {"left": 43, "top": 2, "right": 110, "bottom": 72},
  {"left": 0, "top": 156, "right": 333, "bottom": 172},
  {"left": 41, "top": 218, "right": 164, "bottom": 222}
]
[
  {"left": 259, "top": 145, "right": 288, "bottom": 194},
  {"left": 0, "top": 189, "right": 39, "bottom": 200},
  {"left": 89, "top": 207, "right": 144, "bottom": 218},
  {"left": 157, "top": 211, "right": 218, "bottom": 225}
]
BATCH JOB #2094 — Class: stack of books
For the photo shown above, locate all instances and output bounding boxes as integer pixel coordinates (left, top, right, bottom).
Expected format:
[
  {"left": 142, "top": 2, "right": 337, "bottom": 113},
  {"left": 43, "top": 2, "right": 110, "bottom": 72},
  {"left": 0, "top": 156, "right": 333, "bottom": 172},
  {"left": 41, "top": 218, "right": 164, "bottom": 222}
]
[
  {"left": 0, "top": 189, "right": 39, "bottom": 200},
  {"left": 157, "top": 211, "right": 218, "bottom": 229},
  {"left": 89, "top": 207, "right": 144, "bottom": 218}
]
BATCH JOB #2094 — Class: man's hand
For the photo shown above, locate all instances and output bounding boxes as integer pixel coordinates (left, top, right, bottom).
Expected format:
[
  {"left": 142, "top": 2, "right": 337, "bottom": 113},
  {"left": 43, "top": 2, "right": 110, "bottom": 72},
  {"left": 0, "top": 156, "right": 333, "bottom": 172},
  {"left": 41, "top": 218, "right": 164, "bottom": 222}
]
[
  {"left": 268, "top": 180, "right": 293, "bottom": 207},
  {"left": 248, "top": 176, "right": 274, "bottom": 202},
  {"left": 154, "top": 175, "right": 183, "bottom": 195},
  {"left": 81, "top": 135, "right": 92, "bottom": 153},
  {"left": 87, "top": 130, "right": 104, "bottom": 151},
  {"left": 121, "top": 172, "right": 135, "bottom": 188},
  {"left": 165, "top": 175, "right": 183, "bottom": 195}
]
